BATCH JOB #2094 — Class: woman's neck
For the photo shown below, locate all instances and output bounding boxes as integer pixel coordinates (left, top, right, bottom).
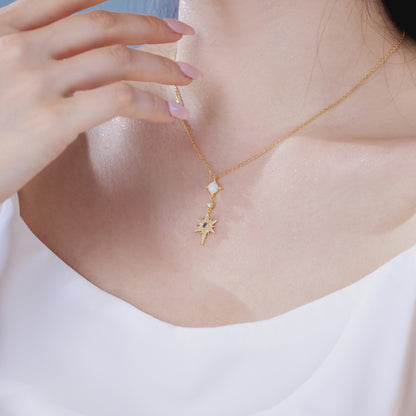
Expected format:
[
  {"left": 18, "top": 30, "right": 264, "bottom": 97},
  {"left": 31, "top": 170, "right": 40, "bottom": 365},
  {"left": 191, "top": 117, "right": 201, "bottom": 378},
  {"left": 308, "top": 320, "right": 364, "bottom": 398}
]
[{"left": 174, "top": 0, "right": 410, "bottom": 160}]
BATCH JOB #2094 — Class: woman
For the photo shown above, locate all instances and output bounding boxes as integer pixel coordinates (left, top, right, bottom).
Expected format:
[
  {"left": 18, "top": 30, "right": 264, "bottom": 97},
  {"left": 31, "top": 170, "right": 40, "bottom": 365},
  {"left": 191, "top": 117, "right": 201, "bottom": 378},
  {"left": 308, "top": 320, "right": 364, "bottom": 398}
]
[{"left": 0, "top": 0, "right": 415, "bottom": 414}]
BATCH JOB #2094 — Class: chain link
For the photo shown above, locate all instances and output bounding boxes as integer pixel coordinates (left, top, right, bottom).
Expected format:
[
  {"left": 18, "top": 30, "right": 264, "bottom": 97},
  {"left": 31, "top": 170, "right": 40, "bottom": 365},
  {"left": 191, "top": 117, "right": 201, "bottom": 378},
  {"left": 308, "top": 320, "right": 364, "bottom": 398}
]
[{"left": 173, "top": 31, "right": 405, "bottom": 180}]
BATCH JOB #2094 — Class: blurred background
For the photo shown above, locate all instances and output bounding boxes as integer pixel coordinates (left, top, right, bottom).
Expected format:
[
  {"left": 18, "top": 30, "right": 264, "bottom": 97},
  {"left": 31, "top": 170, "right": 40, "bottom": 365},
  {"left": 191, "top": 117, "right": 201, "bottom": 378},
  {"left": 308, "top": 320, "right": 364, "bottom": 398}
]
[{"left": 0, "top": 0, "right": 178, "bottom": 18}]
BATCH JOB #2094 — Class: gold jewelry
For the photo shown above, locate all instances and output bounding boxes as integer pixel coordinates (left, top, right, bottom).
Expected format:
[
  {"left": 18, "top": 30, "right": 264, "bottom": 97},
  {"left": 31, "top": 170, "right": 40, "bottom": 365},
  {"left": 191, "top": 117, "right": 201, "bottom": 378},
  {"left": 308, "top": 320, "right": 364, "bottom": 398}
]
[{"left": 173, "top": 32, "right": 406, "bottom": 246}]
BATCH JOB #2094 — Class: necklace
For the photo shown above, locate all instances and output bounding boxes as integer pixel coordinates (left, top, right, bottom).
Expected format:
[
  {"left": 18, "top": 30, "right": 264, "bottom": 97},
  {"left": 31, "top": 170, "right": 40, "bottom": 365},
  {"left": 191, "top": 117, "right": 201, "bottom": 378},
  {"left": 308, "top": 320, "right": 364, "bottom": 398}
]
[{"left": 173, "top": 32, "right": 406, "bottom": 246}]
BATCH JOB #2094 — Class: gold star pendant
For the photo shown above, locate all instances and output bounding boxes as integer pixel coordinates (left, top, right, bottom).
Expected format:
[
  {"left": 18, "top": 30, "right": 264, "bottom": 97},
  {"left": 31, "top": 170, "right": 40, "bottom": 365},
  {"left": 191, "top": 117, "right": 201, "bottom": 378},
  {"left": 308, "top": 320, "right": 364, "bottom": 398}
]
[{"left": 194, "top": 213, "right": 218, "bottom": 245}]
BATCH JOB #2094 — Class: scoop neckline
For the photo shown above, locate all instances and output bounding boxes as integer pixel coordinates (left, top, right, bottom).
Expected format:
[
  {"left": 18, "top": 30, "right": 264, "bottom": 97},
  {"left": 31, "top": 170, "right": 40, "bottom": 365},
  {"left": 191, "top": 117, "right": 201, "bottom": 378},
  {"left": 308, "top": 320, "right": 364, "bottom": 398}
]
[{"left": 6, "top": 190, "right": 409, "bottom": 332}]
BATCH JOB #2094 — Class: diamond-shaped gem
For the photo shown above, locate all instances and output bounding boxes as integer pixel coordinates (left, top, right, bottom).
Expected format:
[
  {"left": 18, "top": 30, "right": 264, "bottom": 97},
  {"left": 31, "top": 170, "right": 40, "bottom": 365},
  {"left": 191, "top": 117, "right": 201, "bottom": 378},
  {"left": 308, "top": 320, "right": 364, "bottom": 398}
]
[{"left": 208, "top": 182, "right": 219, "bottom": 194}]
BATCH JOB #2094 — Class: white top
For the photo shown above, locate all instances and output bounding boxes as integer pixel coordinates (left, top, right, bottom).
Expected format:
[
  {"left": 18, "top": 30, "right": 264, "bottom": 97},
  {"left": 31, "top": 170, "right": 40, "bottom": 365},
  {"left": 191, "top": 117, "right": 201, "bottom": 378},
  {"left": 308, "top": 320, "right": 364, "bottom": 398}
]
[{"left": 0, "top": 192, "right": 415, "bottom": 416}]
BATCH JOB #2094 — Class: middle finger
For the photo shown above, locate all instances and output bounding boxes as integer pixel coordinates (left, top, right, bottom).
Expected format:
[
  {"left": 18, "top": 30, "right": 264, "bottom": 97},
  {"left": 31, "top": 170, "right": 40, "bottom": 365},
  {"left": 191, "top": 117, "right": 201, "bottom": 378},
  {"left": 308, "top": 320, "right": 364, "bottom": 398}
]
[
  {"left": 34, "top": 11, "right": 195, "bottom": 60},
  {"left": 51, "top": 45, "right": 202, "bottom": 97}
]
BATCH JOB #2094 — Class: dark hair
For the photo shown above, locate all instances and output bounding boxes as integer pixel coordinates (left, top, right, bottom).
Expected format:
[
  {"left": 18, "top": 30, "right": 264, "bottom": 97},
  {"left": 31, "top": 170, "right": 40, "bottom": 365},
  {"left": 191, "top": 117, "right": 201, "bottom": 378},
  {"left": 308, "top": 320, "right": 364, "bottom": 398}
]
[{"left": 379, "top": 0, "right": 415, "bottom": 40}]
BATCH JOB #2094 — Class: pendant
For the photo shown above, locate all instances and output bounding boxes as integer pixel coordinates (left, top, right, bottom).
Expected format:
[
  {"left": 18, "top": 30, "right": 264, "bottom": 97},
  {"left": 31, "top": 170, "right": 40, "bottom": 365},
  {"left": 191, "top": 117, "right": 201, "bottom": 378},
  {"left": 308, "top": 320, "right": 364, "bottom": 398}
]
[{"left": 194, "top": 178, "right": 222, "bottom": 245}]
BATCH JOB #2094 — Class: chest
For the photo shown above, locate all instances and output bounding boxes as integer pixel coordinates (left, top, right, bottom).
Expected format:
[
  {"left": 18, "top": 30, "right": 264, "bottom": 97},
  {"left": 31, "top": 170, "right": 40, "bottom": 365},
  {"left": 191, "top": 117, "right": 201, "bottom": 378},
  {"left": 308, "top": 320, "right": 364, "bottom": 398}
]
[{"left": 18, "top": 129, "right": 416, "bottom": 327}]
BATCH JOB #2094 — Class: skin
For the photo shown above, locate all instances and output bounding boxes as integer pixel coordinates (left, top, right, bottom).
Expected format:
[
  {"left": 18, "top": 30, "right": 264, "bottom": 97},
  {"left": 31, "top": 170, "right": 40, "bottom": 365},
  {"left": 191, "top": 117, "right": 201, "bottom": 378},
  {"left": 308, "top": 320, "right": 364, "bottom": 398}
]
[{"left": 10, "top": 0, "right": 416, "bottom": 327}]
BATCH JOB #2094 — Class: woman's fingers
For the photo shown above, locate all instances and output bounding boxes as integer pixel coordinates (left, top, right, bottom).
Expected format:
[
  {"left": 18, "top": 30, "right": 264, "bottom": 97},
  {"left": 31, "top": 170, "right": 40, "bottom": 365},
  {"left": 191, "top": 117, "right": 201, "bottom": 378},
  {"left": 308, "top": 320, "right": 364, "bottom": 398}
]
[
  {"left": 0, "top": 0, "right": 106, "bottom": 34},
  {"left": 0, "top": 0, "right": 200, "bottom": 203},
  {"left": 38, "top": 11, "right": 194, "bottom": 60},
  {"left": 58, "top": 82, "right": 189, "bottom": 135},
  {"left": 51, "top": 46, "right": 202, "bottom": 97}
]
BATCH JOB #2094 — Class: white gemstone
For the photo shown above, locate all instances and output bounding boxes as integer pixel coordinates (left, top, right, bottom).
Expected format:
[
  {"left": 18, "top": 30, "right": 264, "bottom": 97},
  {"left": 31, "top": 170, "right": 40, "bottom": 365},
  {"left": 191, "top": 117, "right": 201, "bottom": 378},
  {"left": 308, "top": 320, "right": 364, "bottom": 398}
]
[
  {"left": 208, "top": 182, "right": 219, "bottom": 194},
  {"left": 207, "top": 202, "right": 214, "bottom": 208}
]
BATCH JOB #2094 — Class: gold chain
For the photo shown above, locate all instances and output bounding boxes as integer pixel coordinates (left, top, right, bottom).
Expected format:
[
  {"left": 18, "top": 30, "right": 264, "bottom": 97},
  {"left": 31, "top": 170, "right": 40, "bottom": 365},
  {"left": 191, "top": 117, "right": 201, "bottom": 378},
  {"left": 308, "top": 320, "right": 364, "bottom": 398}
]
[
  {"left": 172, "top": 31, "right": 406, "bottom": 245},
  {"left": 174, "top": 31, "right": 405, "bottom": 179}
]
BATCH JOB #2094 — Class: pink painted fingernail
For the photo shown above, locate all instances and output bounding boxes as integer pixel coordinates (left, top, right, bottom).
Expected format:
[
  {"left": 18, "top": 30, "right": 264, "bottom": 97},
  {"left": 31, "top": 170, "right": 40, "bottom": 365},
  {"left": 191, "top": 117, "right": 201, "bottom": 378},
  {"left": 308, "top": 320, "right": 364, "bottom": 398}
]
[
  {"left": 176, "top": 62, "right": 203, "bottom": 80},
  {"left": 168, "top": 102, "right": 190, "bottom": 120},
  {"left": 163, "top": 18, "right": 195, "bottom": 35}
]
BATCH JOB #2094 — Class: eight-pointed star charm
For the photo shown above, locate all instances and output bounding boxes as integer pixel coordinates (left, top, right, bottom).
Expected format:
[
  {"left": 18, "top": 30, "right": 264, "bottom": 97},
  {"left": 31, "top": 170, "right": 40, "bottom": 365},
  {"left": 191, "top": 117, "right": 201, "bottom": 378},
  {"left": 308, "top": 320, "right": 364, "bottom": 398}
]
[{"left": 194, "top": 213, "right": 218, "bottom": 245}]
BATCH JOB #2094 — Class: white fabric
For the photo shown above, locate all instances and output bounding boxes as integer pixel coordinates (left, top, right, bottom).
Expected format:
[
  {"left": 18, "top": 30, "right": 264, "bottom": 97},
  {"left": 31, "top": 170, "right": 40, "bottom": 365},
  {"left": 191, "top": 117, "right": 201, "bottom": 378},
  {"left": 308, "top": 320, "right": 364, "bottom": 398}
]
[{"left": 0, "top": 192, "right": 415, "bottom": 416}]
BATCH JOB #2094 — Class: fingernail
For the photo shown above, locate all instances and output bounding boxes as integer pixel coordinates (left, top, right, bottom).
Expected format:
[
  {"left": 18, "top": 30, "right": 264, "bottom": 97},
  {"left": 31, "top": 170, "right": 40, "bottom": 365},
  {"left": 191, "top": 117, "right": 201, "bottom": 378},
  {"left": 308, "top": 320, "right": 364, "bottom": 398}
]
[
  {"left": 176, "top": 61, "right": 203, "bottom": 80},
  {"left": 163, "top": 18, "right": 195, "bottom": 35},
  {"left": 168, "top": 101, "right": 190, "bottom": 120}
]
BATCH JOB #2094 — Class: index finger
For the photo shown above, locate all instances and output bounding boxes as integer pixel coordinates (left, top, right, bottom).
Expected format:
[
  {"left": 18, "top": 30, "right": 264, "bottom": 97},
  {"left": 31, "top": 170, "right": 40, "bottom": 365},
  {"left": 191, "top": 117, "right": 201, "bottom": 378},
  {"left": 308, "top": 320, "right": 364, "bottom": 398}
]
[{"left": 0, "top": 0, "right": 106, "bottom": 34}]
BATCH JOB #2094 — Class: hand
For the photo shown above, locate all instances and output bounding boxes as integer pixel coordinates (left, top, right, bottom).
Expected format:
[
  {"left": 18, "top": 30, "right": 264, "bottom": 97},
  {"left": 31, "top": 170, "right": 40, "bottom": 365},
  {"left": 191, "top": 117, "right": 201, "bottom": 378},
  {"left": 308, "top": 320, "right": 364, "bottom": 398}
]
[{"left": 0, "top": 0, "right": 200, "bottom": 203}]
